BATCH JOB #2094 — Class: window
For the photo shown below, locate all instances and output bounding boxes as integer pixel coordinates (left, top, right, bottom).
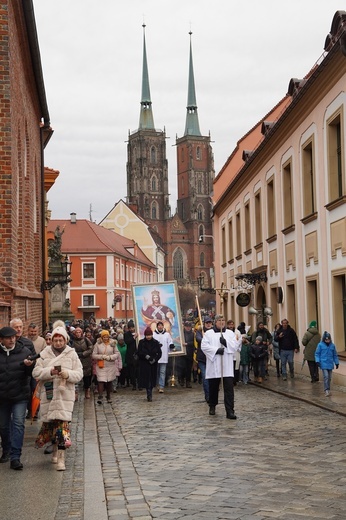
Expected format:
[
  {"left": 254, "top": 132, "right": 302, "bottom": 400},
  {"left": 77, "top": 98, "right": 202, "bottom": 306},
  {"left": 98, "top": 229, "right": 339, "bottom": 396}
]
[
  {"left": 228, "top": 219, "right": 234, "bottom": 261},
  {"left": 150, "top": 146, "right": 156, "bottom": 163},
  {"left": 197, "top": 179, "right": 203, "bottom": 194},
  {"left": 200, "top": 252, "right": 205, "bottom": 267},
  {"left": 83, "top": 295, "right": 94, "bottom": 306},
  {"left": 236, "top": 211, "right": 241, "bottom": 256},
  {"left": 196, "top": 146, "right": 201, "bottom": 160},
  {"left": 255, "top": 190, "right": 262, "bottom": 244},
  {"left": 199, "top": 224, "right": 204, "bottom": 241},
  {"left": 282, "top": 160, "right": 293, "bottom": 229},
  {"left": 302, "top": 138, "right": 316, "bottom": 217},
  {"left": 221, "top": 226, "right": 226, "bottom": 264},
  {"left": 197, "top": 204, "right": 203, "bottom": 220},
  {"left": 173, "top": 248, "right": 184, "bottom": 279},
  {"left": 267, "top": 178, "right": 276, "bottom": 238},
  {"left": 83, "top": 263, "right": 95, "bottom": 279},
  {"left": 327, "top": 111, "right": 344, "bottom": 201},
  {"left": 244, "top": 201, "right": 251, "bottom": 250},
  {"left": 152, "top": 176, "right": 157, "bottom": 191},
  {"left": 151, "top": 202, "right": 157, "bottom": 219}
]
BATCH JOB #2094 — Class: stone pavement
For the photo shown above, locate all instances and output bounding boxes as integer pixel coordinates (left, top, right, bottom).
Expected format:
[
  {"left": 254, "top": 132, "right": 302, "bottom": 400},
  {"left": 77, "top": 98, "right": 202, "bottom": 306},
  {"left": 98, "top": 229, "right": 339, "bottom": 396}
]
[{"left": 1, "top": 369, "right": 346, "bottom": 519}]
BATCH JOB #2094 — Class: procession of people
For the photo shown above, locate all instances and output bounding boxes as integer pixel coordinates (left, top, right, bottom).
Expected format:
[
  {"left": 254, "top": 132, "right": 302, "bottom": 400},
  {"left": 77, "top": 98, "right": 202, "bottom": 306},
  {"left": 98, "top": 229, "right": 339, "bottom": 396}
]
[{"left": 0, "top": 308, "right": 341, "bottom": 473}]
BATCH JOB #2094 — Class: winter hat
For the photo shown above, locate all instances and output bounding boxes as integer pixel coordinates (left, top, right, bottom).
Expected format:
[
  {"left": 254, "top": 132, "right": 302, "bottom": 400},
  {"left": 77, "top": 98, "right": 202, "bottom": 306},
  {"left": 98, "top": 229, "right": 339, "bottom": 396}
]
[
  {"left": 0, "top": 326, "right": 17, "bottom": 338},
  {"left": 322, "top": 331, "right": 331, "bottom": 341},
  {"left": 51, "top": 326, "right": 68, "bottom": 342},
  {"left": 127, "top": 320, "right": 135, "bottom": 328},
  {"left": 256, "top": 336, "right": 263, "bottom": 342},
  {"left": 309, "top": 320, "right": 317, "bottom": 328},
  {"left": 100, "top": 330, "right": 110, "bottom": 337},
  {"left": 204, "top": 316, "right": 213, "bottom": 323},
  {"left": 117, "top": 333, "right": 124, "bottom": 340},
  {"left": 144, "top": 327, "right": 153, "bottom": 336}
]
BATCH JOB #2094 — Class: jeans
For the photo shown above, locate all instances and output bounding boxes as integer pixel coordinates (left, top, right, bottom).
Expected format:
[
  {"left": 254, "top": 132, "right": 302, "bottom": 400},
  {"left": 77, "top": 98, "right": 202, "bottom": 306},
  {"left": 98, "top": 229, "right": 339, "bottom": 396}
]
[
  {"left": 198, "top": 362, "right": 209, "bottom": 400},
  {"left": 280, "top": 350, "right": 294, "bottom": 377},
  {"left": 0, "top": 400, "right": 28, "bottom": 461},
  {"left": 240, "top": 364, "right": 249, "bottom": 384},
  {"left": 157, "top": 363, "right": 167, "bottom": 389},
  {"left": 322, "top": 369, "right": 332, "bottom": 391}
]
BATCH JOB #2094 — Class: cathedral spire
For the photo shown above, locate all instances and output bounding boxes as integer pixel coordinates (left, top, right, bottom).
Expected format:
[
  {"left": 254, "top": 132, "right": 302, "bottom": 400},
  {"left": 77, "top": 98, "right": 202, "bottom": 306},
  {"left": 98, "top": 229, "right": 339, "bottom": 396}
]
[
  {"left": 139, "top": 24, "right": 155, "bottom": 130},
  {"left": 184, "top": 31, "right": 201, "bottom": 136}
]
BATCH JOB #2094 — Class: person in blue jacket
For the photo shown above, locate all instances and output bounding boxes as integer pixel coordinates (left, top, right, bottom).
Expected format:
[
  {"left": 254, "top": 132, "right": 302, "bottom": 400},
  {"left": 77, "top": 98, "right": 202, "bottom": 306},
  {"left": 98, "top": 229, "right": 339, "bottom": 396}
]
[{"left": 315, "top": 331, "right": 339, "bottom": 397}]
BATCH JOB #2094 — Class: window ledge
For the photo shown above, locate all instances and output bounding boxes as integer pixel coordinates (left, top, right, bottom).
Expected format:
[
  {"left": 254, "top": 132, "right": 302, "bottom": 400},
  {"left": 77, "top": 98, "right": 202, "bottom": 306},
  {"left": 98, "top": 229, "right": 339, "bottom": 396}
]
[
  {"left": 301, "top": 212, "right": 318, "bottom": 224},
  {"left": 325, "top": 195, "right": 346, "bottom": 211},
  {"left": 266, "top": 234, "right": 277, "bottom": 244},
  {"left": 282, "top": 224, "right": 295, "bottom": 235}
]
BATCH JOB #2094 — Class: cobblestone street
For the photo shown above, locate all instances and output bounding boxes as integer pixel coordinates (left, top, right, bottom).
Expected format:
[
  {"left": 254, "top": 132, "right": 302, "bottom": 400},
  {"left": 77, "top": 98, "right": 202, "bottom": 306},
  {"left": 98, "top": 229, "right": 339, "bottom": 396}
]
[
  {"left": 1, "top": 376, "right": 345, "bottom": 520},
  {"left": 94, "top": 382, "right": 346, "bottom": 519}
]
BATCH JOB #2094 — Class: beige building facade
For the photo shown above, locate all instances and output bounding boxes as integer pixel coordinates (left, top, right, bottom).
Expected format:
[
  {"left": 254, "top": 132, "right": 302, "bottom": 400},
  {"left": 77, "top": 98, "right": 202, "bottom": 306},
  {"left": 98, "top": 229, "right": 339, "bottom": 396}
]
[{"left": 213, "top": 11, "right": 346, "bottom": 383}]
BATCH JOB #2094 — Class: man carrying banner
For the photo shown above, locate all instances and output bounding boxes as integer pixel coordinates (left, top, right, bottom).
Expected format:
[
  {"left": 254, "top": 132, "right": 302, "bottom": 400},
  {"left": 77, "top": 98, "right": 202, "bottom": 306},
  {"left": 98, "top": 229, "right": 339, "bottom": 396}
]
[{"left": 201, "top": 315, "right": 242, "bottom": 420}]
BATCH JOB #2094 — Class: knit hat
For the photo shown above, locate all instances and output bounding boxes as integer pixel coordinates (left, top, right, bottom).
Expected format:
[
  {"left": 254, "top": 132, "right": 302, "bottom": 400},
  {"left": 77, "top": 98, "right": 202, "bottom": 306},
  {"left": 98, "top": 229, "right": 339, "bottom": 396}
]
[
  {"left": 100, "top": 330, "right": 110, "bottom": 337},
  {"left": 256, "top": 336, "right": 263, "bottom": 342},
  {"left": 51, "top": 326, "right": 68, "bottom": 342},
  {"left": 309, "top": 320, "right": 317, "bottom": 328},
  {"left": 144, "top": 327, "right": 153, "bottom": 336},
  {"left": 322, "top": 331, "right": 331, "bottom": 341},
  {"left": 127, "top": 320, "right": 135, "bottom": 328},
  {"left": 117, "top": 333, "right": 124, "bottom": 340}
]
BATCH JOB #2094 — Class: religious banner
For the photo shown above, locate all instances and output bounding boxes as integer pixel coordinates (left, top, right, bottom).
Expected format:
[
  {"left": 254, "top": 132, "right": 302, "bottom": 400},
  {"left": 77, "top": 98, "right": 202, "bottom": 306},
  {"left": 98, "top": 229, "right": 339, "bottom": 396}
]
[{"left": 131, "top": 281, "right": 185, "bottom": 355}]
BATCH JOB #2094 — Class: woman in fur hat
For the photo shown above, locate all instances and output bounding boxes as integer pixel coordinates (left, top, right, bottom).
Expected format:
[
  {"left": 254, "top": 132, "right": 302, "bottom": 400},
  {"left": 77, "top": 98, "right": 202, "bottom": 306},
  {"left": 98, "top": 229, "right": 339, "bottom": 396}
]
[{"left": 92, "top": 330, "right": 122, "bottom": 404}]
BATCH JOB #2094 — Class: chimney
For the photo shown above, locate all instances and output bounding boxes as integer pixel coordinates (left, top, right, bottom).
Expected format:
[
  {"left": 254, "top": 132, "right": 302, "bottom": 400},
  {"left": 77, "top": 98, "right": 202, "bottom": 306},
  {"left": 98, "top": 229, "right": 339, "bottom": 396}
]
[{"left": 70, "top": 212, "right": 77, "bottom": 224}]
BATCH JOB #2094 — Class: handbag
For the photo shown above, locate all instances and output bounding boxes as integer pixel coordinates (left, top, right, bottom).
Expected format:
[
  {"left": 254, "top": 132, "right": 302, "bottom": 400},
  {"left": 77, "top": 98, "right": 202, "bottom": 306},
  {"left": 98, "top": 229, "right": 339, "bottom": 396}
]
[{"left": 97, "top": 344, "right": 107, "bottom": 368}]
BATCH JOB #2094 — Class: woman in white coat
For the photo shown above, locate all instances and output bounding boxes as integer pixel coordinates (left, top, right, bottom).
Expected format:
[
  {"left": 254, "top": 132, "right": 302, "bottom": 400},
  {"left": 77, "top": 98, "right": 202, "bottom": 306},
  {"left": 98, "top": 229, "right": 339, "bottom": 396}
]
[
  {"left": 201, "top": 315, "right": 242, "bottom": 420},
  {"left": 32, "top": 326, "right": 83, "bottom": 470},
  {"left": 92, "top": 330, "right": 122, "bottom": 404}
]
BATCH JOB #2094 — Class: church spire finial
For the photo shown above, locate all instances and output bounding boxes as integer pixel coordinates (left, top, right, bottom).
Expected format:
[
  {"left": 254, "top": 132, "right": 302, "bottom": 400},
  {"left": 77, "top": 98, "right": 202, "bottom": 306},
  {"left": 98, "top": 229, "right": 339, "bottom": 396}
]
[
  {"left": 139, "top": 24, "right": 155, "bottom": 130},
  {"left": 184, "top": 30, "right": 201, "bottom": 136}
]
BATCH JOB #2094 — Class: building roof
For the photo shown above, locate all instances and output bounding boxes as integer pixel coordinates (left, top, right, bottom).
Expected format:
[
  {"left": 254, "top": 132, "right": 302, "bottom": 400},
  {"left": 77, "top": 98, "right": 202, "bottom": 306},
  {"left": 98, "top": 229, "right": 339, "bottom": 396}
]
[{"left": 48, "top": 219, "right": 156, "bottom": 268}]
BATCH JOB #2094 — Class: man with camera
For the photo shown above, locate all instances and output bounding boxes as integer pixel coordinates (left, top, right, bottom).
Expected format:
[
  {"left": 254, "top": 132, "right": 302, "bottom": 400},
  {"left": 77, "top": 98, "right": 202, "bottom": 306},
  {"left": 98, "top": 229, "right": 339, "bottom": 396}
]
[{"left": 0, "top": 326, "right": 35, "bottom": 470}]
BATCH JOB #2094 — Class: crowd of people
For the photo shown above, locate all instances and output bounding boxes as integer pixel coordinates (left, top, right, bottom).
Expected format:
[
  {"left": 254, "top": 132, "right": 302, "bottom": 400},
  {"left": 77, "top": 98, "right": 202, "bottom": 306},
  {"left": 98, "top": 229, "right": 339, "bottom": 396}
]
[{"left": 0, "top": 314, "right": 340, "bottom": 471}]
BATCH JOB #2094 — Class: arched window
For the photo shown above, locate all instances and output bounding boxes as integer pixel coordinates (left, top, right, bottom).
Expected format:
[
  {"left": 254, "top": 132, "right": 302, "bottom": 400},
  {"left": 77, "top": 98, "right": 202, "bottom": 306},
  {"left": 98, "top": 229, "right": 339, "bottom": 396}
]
[
  {"left": 151, "top": 146, "right": 156, "bottom": 163},
  {"left": 173, "top": 249, "right": 184, "bottom": 280},
  {"left": 151, "top": 202, "right": 157, "bottom": 219},
  {"left": 200, "top": 252, "right": 205, "bottom": 267},
  {"left": 197, "top": 179, "right": 203, "bottom": 194},
  {"left": 152, "top": 176, "right": 157, "bottom": 191},
  {"left": 197, "top": 204, "right": 203, "bottom": 220},
  {"left": 199, "top": 224, "right": 204, "bottom": 240},
  {"left": 196, "top": 146, "right": 201, "bottom": 160}
]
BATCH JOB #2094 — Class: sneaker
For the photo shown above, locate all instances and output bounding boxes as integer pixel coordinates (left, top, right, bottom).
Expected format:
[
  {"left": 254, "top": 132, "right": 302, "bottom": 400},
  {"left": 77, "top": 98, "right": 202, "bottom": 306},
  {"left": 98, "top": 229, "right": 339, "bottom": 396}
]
[
  {"left": 158, "top": 389, "right": 164, "bottom": 393},
  {"left": 325, "top": 390, "right": 330, "bottom": 397},
  {"left": 282, "top": 376, "right": 287, "bottom": 381}
]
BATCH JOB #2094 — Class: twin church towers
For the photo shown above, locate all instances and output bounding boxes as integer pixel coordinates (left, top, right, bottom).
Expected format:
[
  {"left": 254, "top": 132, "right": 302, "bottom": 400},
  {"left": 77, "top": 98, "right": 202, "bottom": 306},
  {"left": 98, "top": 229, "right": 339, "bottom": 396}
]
[{"left": 126, "top": 26, "right": 214, "bottom": 288}]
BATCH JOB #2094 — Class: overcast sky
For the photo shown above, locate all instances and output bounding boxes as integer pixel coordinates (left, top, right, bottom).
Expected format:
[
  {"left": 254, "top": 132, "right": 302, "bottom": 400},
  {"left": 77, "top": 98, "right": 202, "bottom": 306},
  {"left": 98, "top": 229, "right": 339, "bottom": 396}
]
[{"left": 34, "top": 0, "right": 343, "bottom": 222}]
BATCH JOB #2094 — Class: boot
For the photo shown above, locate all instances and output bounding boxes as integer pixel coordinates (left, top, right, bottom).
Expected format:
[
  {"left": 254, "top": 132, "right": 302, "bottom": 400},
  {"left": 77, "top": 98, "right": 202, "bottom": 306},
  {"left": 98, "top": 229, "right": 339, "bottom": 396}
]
[
  {"left": 85, "top": 388, "right": 91, "bottom": 399},
  {"left": 51, "top": 444, "right": 58, "bottom": 464},
  {"left": 57, "top": 449, "right": 66, "bottom": 471}
]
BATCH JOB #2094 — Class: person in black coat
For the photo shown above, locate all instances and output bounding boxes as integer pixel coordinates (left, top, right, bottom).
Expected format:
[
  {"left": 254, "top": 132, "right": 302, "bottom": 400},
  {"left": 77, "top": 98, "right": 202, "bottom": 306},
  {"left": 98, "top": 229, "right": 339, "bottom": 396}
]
[
  {"left": 0, "top": 326, "right": 35, "bottom": 470},
  {"left": 124, "top": 320, "right": 140, "bottom": 390},
  {"left": 138, "top": 327, "right": 162, "bottom": 401}
]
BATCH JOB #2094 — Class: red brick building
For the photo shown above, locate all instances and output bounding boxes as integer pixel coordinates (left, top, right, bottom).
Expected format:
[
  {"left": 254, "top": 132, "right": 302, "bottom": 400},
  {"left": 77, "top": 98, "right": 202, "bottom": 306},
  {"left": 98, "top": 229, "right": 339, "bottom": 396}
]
[{"left": 0, "top": 1, "right": 52, "bottom": 328}]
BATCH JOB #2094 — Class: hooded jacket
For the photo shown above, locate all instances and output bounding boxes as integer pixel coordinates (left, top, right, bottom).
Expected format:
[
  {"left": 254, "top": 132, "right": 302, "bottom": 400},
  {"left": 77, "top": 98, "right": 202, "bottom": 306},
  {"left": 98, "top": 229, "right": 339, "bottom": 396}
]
[
  {"left": 315, "top": 332, "right": 339, "bottom": 370},
  {"left": 302, "top": 326, "right": 321, "bottom": 361}
]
